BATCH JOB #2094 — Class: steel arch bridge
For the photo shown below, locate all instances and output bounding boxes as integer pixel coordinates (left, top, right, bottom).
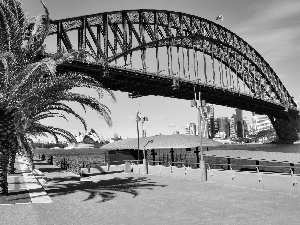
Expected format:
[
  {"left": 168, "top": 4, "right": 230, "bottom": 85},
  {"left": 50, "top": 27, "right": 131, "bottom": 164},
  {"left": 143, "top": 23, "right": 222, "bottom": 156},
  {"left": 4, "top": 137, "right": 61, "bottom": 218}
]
[{"left": 47, "top": 9, "right": 300, "bottom": 143}]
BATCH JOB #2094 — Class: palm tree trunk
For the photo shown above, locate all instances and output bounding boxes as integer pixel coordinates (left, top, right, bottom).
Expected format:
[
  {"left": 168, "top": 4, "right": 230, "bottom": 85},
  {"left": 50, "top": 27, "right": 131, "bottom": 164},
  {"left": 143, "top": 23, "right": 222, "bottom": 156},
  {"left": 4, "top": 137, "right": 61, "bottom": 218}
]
[
  {"left": 0, "top": 109, "right": 17, "bottom": 195},
  {"left": 9, "top": 143, "right": 17, "bottom": 174},
  {"left": 0, "top": 148, "right": 10, "bottom": 195},
  {"left": 8, "top": 136, "right": 19, "bottom": 173}
]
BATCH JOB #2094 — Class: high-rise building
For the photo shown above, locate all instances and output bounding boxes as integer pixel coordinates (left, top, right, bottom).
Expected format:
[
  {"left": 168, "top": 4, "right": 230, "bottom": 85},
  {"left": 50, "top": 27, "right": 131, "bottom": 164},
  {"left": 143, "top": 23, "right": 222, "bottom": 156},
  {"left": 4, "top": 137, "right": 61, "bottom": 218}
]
[
  {"left": 235, "top": 108, "right": 244, "bottom": 138},
  {"left": 143, "top": 130, "right": 147, "bottom": 137},
  {"left": 214, "top": 119, "right": 219, "bottom": 134},
  {"left": 235, "top": 108, "right": 243, "bottom": 122},
  {"left": 185, "top": 123, "right": 196, "bottom": 135},
  {"left": 189, "top": 123, "right": 197, "bottom": 135},
  {"left": 252, "top": 114, "right": 273, "bottom": 133},
  {"left": 206, "top": 104, "right": 215, "bottom": 138},
  {"left": 185, "top": 124, "right": 190, "bottom": 135},
  {"left": 217, "top": 117, "right": 230, "bottom": 138},
  {"left": 229, "top": 115, "right": 236, "bottom": 138},
  {"left": 243, "top": 117, "right": 252, "bottom": 136}
]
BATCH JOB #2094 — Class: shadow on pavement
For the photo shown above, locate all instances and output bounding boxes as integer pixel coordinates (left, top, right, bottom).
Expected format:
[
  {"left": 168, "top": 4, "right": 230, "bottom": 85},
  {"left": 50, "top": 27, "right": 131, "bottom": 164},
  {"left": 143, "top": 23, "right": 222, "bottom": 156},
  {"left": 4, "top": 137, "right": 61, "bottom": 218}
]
[
  {"left": 44, "top": 175, "right": 168, "bottom": 203},
  {"left": 35, "top": 167, "right": 65, "bottom": 173}
]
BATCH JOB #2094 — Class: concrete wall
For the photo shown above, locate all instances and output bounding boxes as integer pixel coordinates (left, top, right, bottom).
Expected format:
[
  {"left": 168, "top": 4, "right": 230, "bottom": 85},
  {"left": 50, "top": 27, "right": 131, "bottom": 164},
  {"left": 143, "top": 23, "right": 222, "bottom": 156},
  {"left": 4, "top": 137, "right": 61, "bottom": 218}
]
[
  {"left": 207, "top": 169, "right": 300, "bottom": 194},
  {"left": 132, "top": 164, "right": 300, "bottom": 194},
  {"left": 94, "top": 162, "right": 300, "bottom": 194}
]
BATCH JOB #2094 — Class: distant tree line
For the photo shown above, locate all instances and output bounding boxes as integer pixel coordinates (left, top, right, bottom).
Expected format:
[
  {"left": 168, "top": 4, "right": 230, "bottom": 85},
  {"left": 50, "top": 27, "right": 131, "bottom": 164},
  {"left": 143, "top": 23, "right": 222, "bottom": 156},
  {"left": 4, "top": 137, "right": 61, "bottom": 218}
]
[{"left": 32, "top": 142, "right": 68, "bottom": 149}]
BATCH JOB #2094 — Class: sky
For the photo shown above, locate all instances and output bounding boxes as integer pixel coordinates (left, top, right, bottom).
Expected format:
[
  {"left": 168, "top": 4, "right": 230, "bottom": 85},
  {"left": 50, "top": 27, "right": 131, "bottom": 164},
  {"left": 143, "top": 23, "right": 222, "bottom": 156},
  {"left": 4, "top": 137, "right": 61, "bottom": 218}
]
[{"left": 19, "top": 0, "right": 300, "bottom": 140}]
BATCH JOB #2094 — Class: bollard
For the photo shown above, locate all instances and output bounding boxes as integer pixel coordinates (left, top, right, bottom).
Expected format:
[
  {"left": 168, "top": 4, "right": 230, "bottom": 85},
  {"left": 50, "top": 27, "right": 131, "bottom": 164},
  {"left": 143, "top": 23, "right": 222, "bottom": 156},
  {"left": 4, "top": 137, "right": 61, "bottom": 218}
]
[
  {"left": 124, "top": 161, "right": 132, "bottom": 173},
  {"left": 199, "top": 160, "right": 207, "bottom": 182},
  {"left": 140, "top": 159, "right": 148, "bottom": 175}
]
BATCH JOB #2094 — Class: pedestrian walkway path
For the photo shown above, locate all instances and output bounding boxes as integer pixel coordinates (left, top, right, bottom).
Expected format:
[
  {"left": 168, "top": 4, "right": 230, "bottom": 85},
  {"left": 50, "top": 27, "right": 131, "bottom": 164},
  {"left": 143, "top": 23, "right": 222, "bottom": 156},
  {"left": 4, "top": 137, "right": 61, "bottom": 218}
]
[
  {"left": 18, "top": 156, "right": 52, "bottom": 204},
  {"left": 1, "top": 156, "right": 52, "bottom": 205},
  {"left": 2, "top": 156, "right": 300, "bottom": 224}
]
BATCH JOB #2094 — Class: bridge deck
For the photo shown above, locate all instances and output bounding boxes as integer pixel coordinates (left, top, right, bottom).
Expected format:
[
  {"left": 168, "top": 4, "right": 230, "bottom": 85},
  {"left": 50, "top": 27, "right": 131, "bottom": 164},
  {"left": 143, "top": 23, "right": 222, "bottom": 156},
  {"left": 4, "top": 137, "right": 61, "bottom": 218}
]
[{"left": 58, "top": 61, "right": 295, "bottom": 118}]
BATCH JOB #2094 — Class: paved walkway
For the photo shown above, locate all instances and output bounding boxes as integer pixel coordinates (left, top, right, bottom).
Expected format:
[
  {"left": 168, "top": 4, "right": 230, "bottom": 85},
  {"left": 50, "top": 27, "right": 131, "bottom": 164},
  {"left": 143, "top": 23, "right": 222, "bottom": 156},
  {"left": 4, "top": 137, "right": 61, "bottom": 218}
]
[
  {"left": 1, "top": 156, "right": 52, "bottom": 205},
  {"left": 1, "top": 158, "right": 300, "bottom": 224}
]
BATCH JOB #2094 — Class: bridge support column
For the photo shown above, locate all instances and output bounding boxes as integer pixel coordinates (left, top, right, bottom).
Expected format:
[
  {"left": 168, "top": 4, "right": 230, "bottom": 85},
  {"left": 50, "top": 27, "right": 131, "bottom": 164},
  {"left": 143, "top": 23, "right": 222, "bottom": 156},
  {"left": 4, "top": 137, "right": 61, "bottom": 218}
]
[{"left": 269, "top": 113, "right": 300, "bottom": 144}]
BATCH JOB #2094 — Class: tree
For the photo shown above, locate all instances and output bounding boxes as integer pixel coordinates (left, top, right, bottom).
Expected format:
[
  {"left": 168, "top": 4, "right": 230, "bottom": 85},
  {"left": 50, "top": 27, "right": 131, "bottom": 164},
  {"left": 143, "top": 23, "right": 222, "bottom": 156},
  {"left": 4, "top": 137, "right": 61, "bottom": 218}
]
[
  {"left": 256, "top": 128, "right": 276, "bottom": 142},
  {"left": 0, "top": 0, "right": 115, "bottom": 195}
]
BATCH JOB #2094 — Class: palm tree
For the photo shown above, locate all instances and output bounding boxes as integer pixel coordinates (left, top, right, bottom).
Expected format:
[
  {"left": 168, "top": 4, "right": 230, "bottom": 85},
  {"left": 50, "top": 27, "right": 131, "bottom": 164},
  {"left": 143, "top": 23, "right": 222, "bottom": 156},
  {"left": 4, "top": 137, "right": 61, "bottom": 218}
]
[
  {"left": 10, "top": 103, "right": 84, "bottom": 172},
  {"left": 0, "top": 0, "right": 115, "bottom": 195}
]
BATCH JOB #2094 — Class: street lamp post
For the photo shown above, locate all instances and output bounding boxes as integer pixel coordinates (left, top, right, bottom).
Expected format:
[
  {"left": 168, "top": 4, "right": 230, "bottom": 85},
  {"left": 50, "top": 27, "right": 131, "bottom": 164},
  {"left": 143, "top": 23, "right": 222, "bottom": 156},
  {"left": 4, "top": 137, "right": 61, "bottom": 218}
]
[
  {"left": 136, "top": 112, "right": 149, "bottom": 161},
  {"left": 191, "top": 92, "right": 207, "bottom": 182},
  {"left": 141, "top": 140, "right": 153, "bottom": 174},
  {"left": 136, "top": 111, "right": 141, "bottom": 161}
]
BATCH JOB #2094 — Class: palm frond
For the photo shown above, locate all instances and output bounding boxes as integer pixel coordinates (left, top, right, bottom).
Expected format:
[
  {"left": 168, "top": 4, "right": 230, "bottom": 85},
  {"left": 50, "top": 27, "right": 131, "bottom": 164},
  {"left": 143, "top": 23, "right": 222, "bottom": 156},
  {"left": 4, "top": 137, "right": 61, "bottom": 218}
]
[
  {"left": 27, "top": 123, "right": 76, "bottom": 143},
  {"left": 41, "top": 102, "right": 88, "bottom": 131},
  {"left": 32, "top": 112, "right": 68, "bottom": 122},
  {"left": 0, "top": 0, "right": 27, "bottom": 56},
  {"left": 23, "top": 0, "right": 49, "bottom": 60},
  {"left": 60, "top": 92, "right": 113, "bottom": 126},
  {"left": 1, "top": 0, "right": 115, "bottom": 153}
]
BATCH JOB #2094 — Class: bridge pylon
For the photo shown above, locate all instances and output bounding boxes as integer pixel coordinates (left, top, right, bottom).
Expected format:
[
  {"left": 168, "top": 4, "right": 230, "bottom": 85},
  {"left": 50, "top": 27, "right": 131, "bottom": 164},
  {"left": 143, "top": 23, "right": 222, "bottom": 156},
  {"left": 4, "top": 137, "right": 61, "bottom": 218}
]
[{"left": 269, "top": 112, "right": 300, "bottom": 144}]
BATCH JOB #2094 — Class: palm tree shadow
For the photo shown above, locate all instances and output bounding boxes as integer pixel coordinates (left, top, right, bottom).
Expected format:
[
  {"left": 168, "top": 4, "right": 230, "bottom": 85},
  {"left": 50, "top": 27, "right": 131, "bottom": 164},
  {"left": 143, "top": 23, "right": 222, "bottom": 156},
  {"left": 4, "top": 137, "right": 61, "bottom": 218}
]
[{"left": 44, "top": 175, "right": 168, "bottom": 203}]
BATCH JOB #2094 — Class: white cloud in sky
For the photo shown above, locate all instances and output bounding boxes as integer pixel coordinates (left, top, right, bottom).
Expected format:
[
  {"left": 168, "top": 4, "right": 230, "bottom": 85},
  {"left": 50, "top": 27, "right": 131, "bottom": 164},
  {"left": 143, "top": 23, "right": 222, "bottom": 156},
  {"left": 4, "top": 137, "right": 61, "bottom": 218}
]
[
  {"left": 168, "top": 123, "right": 177, "bottom": 128},
  {"left": 234, "top": 1, "right": 300, "bottom": 65}
]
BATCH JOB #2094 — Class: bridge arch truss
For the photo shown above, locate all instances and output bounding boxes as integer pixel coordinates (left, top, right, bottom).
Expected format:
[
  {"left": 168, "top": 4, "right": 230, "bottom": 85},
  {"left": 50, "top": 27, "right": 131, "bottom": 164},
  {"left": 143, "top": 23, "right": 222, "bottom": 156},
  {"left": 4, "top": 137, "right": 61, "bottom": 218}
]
[{"left": 48, "top": 9, "right": 300, "bottom": 143}]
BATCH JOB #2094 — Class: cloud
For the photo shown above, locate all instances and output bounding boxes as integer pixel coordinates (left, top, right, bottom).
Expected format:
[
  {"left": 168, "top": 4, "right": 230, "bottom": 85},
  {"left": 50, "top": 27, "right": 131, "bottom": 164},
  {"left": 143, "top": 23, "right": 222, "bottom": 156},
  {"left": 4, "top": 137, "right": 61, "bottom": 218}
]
[
  {"left": 233, "top": 0, "right": 300, "bottom": 64},
  {"left": 252, "top": 1, "right": 300, "bottom": 26},
  {"left": 129, "top": 116, "right": 135, "bottom": 120},
  {"left": 168, "top": 123, "right": 176, "bottom": 127}
]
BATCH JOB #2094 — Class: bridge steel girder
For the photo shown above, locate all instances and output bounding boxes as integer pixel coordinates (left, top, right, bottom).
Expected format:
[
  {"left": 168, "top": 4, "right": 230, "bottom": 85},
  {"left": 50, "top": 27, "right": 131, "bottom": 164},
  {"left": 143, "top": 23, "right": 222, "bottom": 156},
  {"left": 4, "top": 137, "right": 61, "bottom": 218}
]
[{"left": 50, "top": 10, "right": 300, "bottom": 143}]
